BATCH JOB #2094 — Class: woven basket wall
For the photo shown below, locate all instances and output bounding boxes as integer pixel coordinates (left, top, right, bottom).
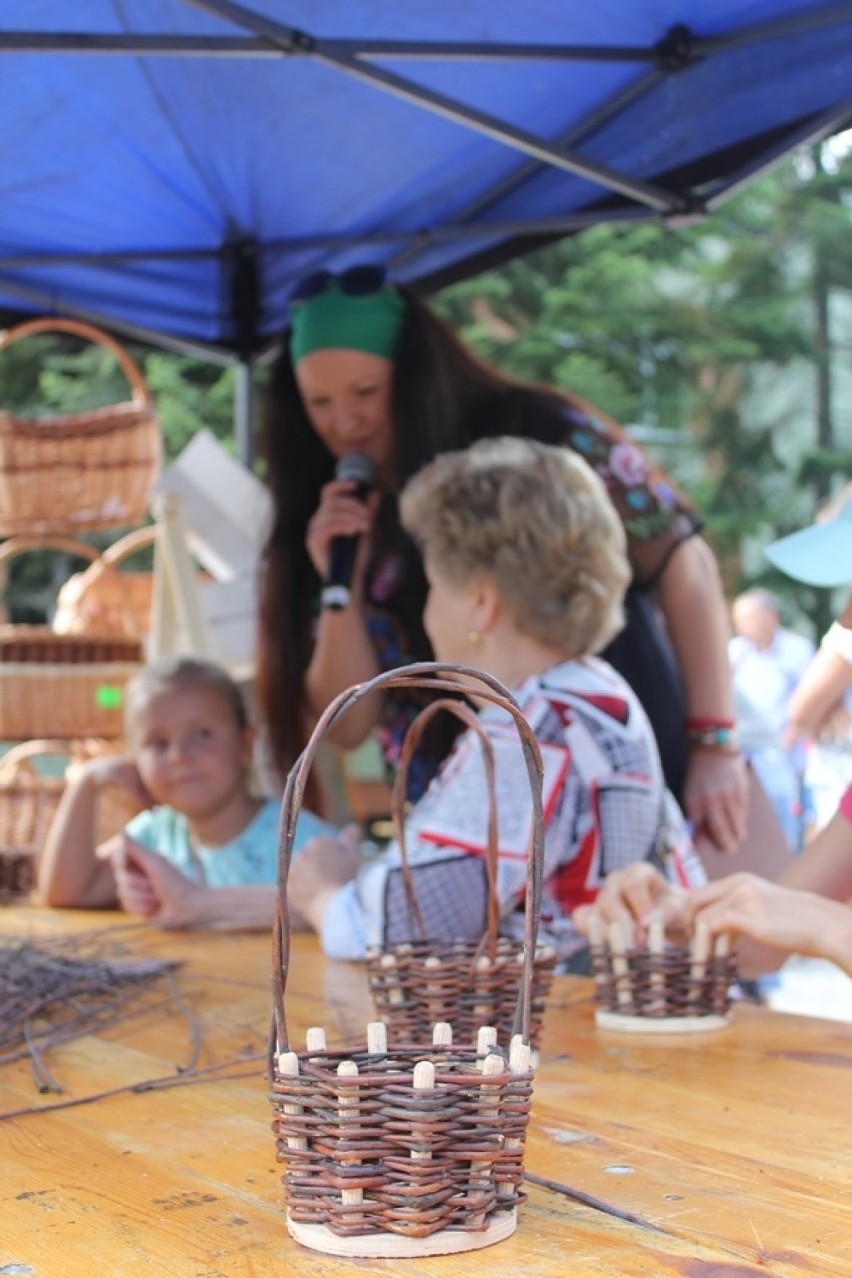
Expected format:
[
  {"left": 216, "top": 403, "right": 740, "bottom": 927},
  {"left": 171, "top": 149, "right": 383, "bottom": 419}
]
[
  {"left": 0, "top": 318, "right": 161, "bottom": 535},
  {"left": 0, "top": 627, "right": 141, "bottom": 740},
  {"left": 589, "top": 936, "right": 737, "bottom": 1021},
  {"left": 0, "top": 738, "right": 143, "bottom": 899},
  {"left": 269, "top": 663, "right": 546, "bottom": 1257}
]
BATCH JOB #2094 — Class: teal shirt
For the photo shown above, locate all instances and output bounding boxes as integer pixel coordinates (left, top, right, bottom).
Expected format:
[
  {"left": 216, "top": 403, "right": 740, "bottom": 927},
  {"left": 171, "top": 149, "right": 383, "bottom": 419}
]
[{"left": 124, "top": 798, "right": 334, "bottom": 886}]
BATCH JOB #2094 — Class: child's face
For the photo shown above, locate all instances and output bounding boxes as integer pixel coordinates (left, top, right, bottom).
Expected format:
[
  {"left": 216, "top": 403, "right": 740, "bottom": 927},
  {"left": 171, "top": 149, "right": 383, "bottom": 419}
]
[{"left": 129, "top": 684, "right": 252, "bottom": 821}]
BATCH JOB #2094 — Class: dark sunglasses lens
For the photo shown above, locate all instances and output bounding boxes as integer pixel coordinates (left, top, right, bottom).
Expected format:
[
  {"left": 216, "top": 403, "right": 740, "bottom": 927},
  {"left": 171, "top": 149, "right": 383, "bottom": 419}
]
[
  {"left": 289, "top": 269, "right": 332, "bottom": 304},
  {"left": 338, "top": 264, "right": 387, "bottom": 296}
]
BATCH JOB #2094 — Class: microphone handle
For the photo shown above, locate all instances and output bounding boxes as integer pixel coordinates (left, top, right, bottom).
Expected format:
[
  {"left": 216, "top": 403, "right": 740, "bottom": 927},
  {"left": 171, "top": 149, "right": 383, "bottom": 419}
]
[
  {"left": 321, "top": 475, "right": 373, "bottom": 610},
  {"left": 322, "top": 534, "right": 360, "bottom": 611}
]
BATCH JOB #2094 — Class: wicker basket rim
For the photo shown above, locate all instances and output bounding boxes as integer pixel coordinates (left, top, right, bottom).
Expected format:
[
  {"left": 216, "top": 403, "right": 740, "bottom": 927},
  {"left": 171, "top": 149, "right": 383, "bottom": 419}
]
[{"left": 0, "top": 400, "right": 155, "bottom": 438}]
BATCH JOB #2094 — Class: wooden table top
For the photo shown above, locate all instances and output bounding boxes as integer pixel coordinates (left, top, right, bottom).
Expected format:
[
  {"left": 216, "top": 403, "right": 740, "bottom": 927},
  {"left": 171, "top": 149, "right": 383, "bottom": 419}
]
[{"left": 1, "top": 904, "right": 850, "bottom": 1277}]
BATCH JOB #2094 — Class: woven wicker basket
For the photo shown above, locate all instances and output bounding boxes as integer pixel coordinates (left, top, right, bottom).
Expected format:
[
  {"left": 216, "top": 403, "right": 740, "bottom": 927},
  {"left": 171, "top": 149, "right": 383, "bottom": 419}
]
[
  {"left": 0, "top": 626, "right": 141, "bottom": 740},
  {"left": 52, "top": 525, "right": 156, "bottom": 641},
  {"left": 269, "top": 662, "right": 545, "bottom": 1258},
  {"left": 588, "top": 917, "right": 736, "bottom": 1034},
  {"left": 364, "top": 694, "right": 556, "bottom": 1049},
  {"left": 0, "top": 738, "right": 143, "bottom": 899},
  {"left": 0, "top": 317, "right": 161, "bottom": 535}
]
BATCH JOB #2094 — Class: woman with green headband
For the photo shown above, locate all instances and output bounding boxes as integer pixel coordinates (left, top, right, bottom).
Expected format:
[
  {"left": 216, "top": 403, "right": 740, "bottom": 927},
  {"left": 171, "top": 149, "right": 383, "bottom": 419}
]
[{"left": 256, "top": 267, "right": 747, "bottom": 854}]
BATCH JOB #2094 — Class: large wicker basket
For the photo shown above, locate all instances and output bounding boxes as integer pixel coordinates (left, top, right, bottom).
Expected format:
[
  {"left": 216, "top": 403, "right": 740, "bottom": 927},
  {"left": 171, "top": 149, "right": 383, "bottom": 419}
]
[
  {"left": 0, "top": 738, "right": 143, "bottom": 899},
  {"left": 364, "top": 694, "right": 556, "bottom": 1049},
  {"left": 0, "top": 626, "right": 141, "bottom": 740},
  {"left": 269, "top": 663, "right": 545, "bottom": 1258},
  {"left": 0, "top": 317, "right": 161, "bottom": 535}
]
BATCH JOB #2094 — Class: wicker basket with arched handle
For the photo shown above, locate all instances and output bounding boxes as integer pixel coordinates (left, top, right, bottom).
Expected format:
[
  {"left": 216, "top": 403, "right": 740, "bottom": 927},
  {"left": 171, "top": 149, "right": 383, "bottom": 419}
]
[
  {"left": 0, "top": 738, "right": 143, "bottom": 899},
  {"left": 0, "top": 317, "right": 161, "bottom": 535},
  {"left": 364, "top": 692, "right": 557, "bottom": 1049},
  {"left": 269, "top": 662, "right": 546, "bottom": 1258}
]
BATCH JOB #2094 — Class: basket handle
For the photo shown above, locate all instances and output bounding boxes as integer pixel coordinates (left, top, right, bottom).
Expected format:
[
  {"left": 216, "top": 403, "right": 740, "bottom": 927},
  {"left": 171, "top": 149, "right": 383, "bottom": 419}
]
[
  {"left": 0, "top": 534, "right": 101, "bottom": 569},
  {"left": 270, "top": 661, "right": 546, "bottom": 1060},
  {"left": 70, "top": 525, "right": 158, "bottom": 591},
  {"left": 0, "top": 317, "right": 152, "bottom": 408},
  {"left": 0, "top": 738, "right": 78, "bottom": 782},
  {"left": 391, "top": 696, "right": 503, "bottom": 954},
  {"left": 53, "top": 526, "right": 158, "bottom": 639}
]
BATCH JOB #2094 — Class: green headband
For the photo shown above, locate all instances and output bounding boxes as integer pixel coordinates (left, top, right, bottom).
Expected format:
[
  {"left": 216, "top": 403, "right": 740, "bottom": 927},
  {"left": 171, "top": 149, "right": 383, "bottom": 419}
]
[{"left": 289, "top": 282, "right": 407, "bottom": 363}]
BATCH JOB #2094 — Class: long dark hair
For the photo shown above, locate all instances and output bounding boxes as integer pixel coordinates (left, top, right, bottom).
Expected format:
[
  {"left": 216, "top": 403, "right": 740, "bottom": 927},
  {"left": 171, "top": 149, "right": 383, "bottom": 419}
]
[{"left": 256, "top": 286, "right": 579, "bottom": 784}]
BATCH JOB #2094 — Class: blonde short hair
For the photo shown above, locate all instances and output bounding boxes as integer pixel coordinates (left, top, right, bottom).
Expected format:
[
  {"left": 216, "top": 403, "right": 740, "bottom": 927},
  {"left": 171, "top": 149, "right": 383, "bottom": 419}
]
[{"left": 400, "top": 436, "right": 629, "bottom": 655}]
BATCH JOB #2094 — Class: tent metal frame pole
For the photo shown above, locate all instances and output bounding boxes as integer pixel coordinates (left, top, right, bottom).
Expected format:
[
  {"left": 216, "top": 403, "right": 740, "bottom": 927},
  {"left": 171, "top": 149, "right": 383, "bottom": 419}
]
[
  {"left": 183, "top": 0, "right": 688, "bottom": 215},
  {"left": 389, "top": 66, "right": 669, "bottom": 271},
  {"left": 233, "top": 361, "right": 255, "bottom": 468},
  {"left": 704, "top": 99, "right": 852, "bottom": 211},
  {"left": 7, "top": 5, "right": 851, "bottom": 59},
  {"left": 0, "top": 274, "right": 238, "bottom": 364}
]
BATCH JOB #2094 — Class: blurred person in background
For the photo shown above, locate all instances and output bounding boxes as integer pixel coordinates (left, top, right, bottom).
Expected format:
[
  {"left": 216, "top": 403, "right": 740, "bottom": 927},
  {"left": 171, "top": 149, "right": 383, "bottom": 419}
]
[{"left": 729, "top": 589, "right": 814, "bottom": 850}]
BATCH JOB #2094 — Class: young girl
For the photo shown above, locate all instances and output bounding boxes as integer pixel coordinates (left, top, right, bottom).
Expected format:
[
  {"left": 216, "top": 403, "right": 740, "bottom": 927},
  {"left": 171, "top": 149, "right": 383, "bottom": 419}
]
[{"left": 37, "top": 656, "right": 333, "bottom": 929}]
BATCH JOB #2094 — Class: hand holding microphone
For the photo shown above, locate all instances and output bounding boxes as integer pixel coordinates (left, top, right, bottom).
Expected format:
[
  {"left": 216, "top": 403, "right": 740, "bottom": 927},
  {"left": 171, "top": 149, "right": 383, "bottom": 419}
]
[{"left": 319, "top": 452, "right": 376, "bottom": 610}]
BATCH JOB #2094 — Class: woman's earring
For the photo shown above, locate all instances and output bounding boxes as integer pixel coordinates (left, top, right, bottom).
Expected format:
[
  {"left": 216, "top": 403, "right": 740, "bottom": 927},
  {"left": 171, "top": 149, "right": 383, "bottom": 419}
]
[{"left": 467, "top": 629, "right": 482, "bottom": 644}]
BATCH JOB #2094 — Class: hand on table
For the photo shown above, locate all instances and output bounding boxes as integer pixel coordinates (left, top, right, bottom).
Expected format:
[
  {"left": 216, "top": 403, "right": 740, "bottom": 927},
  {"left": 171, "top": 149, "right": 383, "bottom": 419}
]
[{"left": 111, "top": 836, "right": 199, "bottom": 927}]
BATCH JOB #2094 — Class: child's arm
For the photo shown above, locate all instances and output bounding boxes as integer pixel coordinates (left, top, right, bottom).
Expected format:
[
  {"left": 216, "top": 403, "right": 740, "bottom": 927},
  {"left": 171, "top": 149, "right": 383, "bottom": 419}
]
[
  {"left": 111, "top": 840, "right": 283, "bottom": 931},
  {"left": 38, "top": 756, "right": 150, "bottom": 908}
]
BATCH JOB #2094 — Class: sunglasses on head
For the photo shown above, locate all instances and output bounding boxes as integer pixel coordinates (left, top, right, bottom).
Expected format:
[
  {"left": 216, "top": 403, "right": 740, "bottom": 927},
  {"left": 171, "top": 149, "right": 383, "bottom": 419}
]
[{"left": 289, "top": 263, "right": 388, "bottom": 306}]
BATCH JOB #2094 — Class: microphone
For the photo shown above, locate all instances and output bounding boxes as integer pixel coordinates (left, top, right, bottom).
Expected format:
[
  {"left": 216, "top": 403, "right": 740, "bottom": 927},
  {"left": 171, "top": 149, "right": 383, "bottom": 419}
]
[{"left": 321, "top": 452, "right": 376, "bottom": 610}]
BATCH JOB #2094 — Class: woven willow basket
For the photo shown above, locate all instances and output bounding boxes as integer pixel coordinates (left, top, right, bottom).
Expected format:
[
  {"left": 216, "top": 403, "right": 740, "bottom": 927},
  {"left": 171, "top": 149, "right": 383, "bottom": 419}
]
[
  {"left": 0, "top": 626, "right": 141, "bottom": 740},
  {"left": 0, "top": 317, "right": 161, "bottom": 535},
  {"left": 53, "top": 525, "right": 157, "bottom": 641},
  {"left": 269, "top": 663, "right": 545, "bottom": 1258},
  {"left": 364, "top": 694, "right": 556, "bottom": 1049},
  {"left": 588, "top": 916, "right": 737, "bottom": 1034},
  {"left": 0, "top": 738, "right": 142, "bottom": 899}
]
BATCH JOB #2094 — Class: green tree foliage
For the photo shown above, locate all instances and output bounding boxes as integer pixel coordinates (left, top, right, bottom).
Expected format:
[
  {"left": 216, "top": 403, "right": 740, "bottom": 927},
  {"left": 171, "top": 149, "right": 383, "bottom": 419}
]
[
  {"left": 434, "top": 144, "right": 852, "bottom": 631},
  {"left": 0, "top": 333, "right": 235, "bottom": 619}
]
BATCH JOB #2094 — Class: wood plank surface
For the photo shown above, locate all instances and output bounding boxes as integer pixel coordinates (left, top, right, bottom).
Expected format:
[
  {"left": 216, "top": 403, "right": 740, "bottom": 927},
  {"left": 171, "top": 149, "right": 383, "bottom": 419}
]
[{"left": 1, "top": 905, "right": 850, "bottom": 1277}]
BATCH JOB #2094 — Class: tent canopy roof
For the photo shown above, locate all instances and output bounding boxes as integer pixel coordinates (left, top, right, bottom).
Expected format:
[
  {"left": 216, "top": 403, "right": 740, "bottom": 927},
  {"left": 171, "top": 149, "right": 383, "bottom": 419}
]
[{"left": 2, "top": 1, "right": 851, "bottom": 361}]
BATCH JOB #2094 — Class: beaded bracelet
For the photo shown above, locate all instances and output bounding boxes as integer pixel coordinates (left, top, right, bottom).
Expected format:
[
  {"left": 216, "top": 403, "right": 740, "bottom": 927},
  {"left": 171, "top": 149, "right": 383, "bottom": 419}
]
[{"left": 685, "top": 721, "right": 739, "bottom": 752}]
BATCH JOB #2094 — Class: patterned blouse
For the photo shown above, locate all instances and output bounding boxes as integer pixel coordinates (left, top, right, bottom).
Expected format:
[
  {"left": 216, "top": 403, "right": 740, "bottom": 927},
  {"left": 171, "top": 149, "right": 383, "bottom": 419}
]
[{"left": 320, "top": 656, "right": 702, "bottom": 964}]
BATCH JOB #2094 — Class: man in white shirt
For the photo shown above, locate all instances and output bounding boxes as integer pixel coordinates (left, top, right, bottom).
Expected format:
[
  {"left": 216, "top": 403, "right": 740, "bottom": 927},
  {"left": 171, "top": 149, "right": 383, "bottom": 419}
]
[{"left": 729, "top": 589, "right": 815, "bottom": 849}]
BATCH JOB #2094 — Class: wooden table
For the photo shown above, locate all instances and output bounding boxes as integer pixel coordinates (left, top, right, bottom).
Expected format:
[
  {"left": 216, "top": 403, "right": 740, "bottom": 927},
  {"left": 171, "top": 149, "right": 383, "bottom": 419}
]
[{"left": 1, "top": 905, "right": 850, "bottom": 1277}]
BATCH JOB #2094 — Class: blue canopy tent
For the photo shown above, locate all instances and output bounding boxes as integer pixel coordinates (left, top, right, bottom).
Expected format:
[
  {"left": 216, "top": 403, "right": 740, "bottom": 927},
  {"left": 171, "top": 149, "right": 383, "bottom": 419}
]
[{"left": 2, "top": 1, "right": 852, "bottom": 456}]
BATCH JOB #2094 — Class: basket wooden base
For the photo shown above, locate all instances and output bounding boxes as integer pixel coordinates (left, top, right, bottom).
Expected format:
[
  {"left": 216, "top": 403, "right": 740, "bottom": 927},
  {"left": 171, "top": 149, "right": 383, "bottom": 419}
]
[
  {"left": 595, "top": 1008, "right": 732, "bottom": 1034},
  {"left": 287, "top": 1208, "right": 517, "bottom": 1257}
]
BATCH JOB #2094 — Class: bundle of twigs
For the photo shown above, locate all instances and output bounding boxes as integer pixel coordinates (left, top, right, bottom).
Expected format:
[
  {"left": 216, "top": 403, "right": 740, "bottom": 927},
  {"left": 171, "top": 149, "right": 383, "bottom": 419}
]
[{"left": 0, "top": 928, "right": 184, "bottom": 1093}]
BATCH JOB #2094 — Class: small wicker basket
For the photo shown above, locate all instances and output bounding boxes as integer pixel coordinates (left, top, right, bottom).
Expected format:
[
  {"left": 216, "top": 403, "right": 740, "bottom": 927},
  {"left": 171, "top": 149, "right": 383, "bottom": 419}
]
[
  {"left": 53, "top": 525, "right": 157, "bottom": 641},
  {"left": 269, "top": 662, "right": 546, "bottom": 1258},
  {"left": 588, "top": 916, "right": 736, "bottom": 1034},
  {"left": 0, "top": 626, "right": 141, "bottom": 740},
  {"left": 0, "top": 738, "right": 143, "bottom": 900},
  {"left": 0, "top": 317, "right": 161, "bottom": 535},
  {"left": 364, "top": 694, "right": 556, "bottom": 1049}
]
